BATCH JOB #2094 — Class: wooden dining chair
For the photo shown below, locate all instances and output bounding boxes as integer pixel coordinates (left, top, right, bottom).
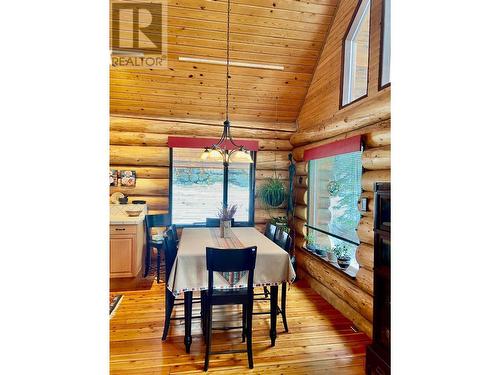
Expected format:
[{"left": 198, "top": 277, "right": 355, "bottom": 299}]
[
  {"left": 258, "top": 222, "right": 278, "bottom": 299},
  {"left": 202, "top": 246, "right": 257, "bottom": 371},
  {"left": 205, "top": 218, "right": 235, "bottom": 227},
  {"left": 253, "top": 227, "right": 292, "bottom": 333},
  {"left": 161, "top": 228, "right": 201, "bottom": 341},
  {"left": 170, "top": 224, "right": 179, "bottom": 244},
  {"left": 264, "top": 222, "right": 278, "bottom": 241},
  {"left": 145, "top": 214, "right": 170, "bottom": 282}
]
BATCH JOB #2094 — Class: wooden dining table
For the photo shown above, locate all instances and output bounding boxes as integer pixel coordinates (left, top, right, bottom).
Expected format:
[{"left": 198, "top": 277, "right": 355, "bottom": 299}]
[{"left": 165, "top": 227, "right": 296, "bottom": 353}]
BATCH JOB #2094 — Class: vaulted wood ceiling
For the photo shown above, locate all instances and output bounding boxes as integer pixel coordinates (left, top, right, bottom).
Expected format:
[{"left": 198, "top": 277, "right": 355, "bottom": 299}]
[{"left": 110, "top": 0, "right": 339, "bottom": 126}]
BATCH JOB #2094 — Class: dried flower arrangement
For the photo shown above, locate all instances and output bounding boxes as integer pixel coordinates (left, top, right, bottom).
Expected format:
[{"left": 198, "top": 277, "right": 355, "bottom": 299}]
[{"left": 217, "top": 204, "right": 238, "bottom": 221}]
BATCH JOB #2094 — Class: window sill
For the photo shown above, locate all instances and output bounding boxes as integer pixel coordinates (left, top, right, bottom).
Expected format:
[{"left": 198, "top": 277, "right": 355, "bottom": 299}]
[{"left": 300, "top": 246, "right": 359, "bottom": 279}]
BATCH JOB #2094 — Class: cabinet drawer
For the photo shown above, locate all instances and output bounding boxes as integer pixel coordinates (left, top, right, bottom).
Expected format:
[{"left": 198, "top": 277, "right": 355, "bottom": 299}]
[{"left": 110, "top": 225, "right": 137, "bottom": 235}]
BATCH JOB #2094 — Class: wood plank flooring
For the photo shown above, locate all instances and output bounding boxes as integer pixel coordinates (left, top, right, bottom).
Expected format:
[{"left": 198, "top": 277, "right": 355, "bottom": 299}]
[{"left": 110, "top": 279, "right": 370, "bottom": 374}]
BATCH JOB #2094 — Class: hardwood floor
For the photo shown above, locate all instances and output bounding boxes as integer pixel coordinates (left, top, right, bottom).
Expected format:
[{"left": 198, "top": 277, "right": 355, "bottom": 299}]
[{"left": 110, "top": 279, "right": 370, "bottom": 374}]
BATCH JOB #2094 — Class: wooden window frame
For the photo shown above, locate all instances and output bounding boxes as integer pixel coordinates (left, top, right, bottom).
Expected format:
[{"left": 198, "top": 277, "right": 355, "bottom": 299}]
[
  {"left": 339, "top": 0, "right": 372, "bottom": 109},
  {"left": 378, "top": 0, "right": 391, "bottom": 90}
]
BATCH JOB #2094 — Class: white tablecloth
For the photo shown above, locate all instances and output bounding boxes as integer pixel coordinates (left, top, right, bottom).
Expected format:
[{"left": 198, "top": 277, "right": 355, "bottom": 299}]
[{"left": 166, "top": 227, "right": 296, "bottom": 295}]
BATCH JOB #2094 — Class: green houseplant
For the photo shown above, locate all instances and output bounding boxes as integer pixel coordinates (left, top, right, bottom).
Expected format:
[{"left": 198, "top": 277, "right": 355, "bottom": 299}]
[
  {"left": 334, "top": 244, "right": 351, "bottom": 270},
  {"left": 305, "top": 233, "right": 317, "bottom": 252},
  {"left": 257, "top": 177, "right": 287, "bottom": 208}
]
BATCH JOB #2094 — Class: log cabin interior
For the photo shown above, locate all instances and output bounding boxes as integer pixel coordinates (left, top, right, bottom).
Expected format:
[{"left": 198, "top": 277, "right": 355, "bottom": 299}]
[
  {"left": 108, "top": 0, "right": 390, "bottom": 373},
  {"left": 6, "top": 1, "right": 500, "bottom": 374}
]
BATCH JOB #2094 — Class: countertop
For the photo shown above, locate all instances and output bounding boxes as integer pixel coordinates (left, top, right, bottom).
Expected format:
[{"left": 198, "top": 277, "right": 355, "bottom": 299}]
[{"left": 110, "top": 204, "right": 147, "bottom": 225}]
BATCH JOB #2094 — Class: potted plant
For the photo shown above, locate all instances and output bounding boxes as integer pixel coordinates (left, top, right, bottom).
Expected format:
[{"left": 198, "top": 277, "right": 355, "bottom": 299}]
[
  {"left": 315, "top": 246, "right": 327, "bottom": 258},
  {"left": 305, "top": 233, "right": 317, "bottom": 252},
  {"left": 217, "top": 204, "right": 237, "bottom": 238},
  {"left": 326, "top": 246, "right": 336, "bottom": 262},
  {"left": 334, "top": 244, "right": 352, "bottom": 270},
  {"left": 257, "top": 177, "right": 287, "bottom": 207},
  {"left": 271, "top": 216, "right": 289, "bottom": 231}
]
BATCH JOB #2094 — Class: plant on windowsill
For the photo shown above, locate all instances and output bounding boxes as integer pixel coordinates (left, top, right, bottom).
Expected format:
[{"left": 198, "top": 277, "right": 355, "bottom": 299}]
[
  {"left": 326, "top": 246, "right": 336, "bottom": 262},
  {"left": 334, "top": 244, "right": 351, "bottom": 270},
  {"left": 258, "top": 177, "right": 287, "bottom": 208},
  {"left": 217, "top": 204, "right": 237, "bottom": 238},
  {"left": 305, "top": 233, "right": 317, "bottom": 252}
]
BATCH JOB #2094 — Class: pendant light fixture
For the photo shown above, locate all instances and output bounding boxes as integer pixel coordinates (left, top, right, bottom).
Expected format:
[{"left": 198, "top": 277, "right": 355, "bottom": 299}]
[{"left": 200, "top": 0, "right": 253, "bottom": 166}]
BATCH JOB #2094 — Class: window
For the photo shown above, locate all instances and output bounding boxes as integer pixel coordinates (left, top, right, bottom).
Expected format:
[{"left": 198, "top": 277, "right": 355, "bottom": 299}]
[
  {"left": 307, "top": 150, "right": 362, "bottom": 274},
  {"left": 379, "top": 0, "right": 391, "bottom": 88},
  {"left": 341, "top": 0, "right": 371, "bottom": 107},
  {"left": 170, "top": 147, "right": 255, "bottom": 226}
]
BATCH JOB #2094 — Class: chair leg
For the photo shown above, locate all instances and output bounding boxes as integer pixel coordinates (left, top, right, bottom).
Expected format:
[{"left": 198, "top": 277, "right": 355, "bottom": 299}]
[
  {"left": 281, "top": 282, "right": 289, "bottom": 333},
  {"left": 242, "top": 305, "right": 247, "bottom": 342},
  {"left": 156, "top": 247, "right": 161, "bottom": 283},
  {"left": 161, "top": 291, "right": 175, "bottom": 341},
  {"left": 143, "top": 246, "right": 151, "bottom": 277},
  {"left": 204, "top": 305, "right": 212, "bottom": 372},
  {"left": 263, "top": 286, "right": 270, "bottom": 298},
  {"left": 246, "top": 301, "right": 254, "bottom": 369}
]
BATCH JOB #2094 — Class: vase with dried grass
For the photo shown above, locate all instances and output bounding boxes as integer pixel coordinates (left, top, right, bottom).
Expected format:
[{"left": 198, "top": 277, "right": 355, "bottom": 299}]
[{"left": 217, "top": 204, "right": 237, "bottom": 238}]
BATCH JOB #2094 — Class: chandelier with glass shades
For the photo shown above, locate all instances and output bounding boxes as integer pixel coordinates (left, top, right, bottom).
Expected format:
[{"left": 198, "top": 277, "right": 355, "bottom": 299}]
[{"left": 200, "top": 0, "right": 253, "bottom": 165}]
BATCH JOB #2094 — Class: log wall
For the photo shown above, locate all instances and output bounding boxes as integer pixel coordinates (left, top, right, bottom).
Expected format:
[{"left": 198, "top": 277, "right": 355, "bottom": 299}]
[
  {"left": 297, "top": 0, "right": 387, "bottom": 131},
  {"left": 292, "top": 120, "right": 390, "bottom": 338},
  {"left": 109, "top": 115, "right": 293, "bottom": 222},
  {"left": 288, "top": 0, "right": 390, "bottom": 338}
]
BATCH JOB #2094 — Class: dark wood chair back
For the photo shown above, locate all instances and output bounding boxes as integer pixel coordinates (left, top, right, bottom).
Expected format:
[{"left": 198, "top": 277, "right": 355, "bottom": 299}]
[
  {"left": 145, "top": 214, "right": 170, "bottom": 244},
  {"left": 264, "top": 222, "right": 277, "bottom": 241},
  {"left": 170, "top": 224, "right": 179, "bottom": 243},
  {"left": 205, "top": 246, "right": 257, "bottom": 296},
  {"left": 205, "top": 218, "right": 235, "bottom": 227},
  {"left": 274, "top": 228, "right": 292, "bottom": 253},
  {"left": 164, "top": 228, "right": 178, "bottom": 281}
]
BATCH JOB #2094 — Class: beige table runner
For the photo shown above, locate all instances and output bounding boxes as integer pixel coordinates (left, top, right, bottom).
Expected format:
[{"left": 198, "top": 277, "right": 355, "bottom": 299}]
[{"left": 167, "top": 227, "right": 296, "bottom": 296}]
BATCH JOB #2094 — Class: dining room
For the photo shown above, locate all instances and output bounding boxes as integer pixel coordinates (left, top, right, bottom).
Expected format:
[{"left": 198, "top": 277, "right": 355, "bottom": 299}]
[
  {"left": 6, "top": 0, "right": 500, "bottom": 373},
  {"left": 108, "top": 0, "right": 391, "bottom": 373}
]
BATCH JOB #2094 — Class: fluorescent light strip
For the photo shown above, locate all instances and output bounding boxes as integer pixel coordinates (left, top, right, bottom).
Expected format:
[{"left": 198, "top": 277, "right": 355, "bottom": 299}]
[
  {"left": 111, "top": 49, "right": 145, "bottom": 57},
  {"left": 179, "top": 56, "right": 284, "bottom": 71}
]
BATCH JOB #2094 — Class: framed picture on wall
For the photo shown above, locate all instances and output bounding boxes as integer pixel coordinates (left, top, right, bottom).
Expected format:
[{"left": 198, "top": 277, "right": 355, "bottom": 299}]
[
  {"left": 120, "top": 170, "right": 136, "bottom": 187},
  {"left": 109, "top": 169, "right": 119, "bottom": 186}
]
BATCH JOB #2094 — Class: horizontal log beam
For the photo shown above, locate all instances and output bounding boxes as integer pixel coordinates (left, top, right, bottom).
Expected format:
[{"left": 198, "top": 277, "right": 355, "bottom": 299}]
[
  {"left": 295, "top": 161, "right": 308, "bottom": 176},
  {"left": 292, "top": 120, "right": 391, "bottom": 162},
  {"left": 254, "top": 208, "right": 287, "bottom": 224},
  {"left": 295, "top": 205, "right": 307, "bottom": 221},
  {"left": 362, "top": 146, "right": 391, "bottom": 170},
  {"left": 110, "top": 178, "right": 168, "bottom": 196},
  {"left": 110, "top": 145, "right": 169, "bottom": 166},
  {"left": 110, "top": 116, "right": 292, "bottom": 140},
  {"left": 294, "top": 187, "right": 308, "bottom": 206},
  {"left": 291, "top": 90, "right": 390, "bottom": 147},
  {"left": 110, "top": 165, "right": 169, "bottom": 179},
  {"left": 361, "top": 170, "right": 390, "bottom": 192},
  {"left": 294, "top": 175, "right": 308, "bottom": 189},
  {"left": 358, "top": 191, "right": 374, "bottom": 217},
  {"left": 357, "top": 216, "right": 374, "bottom": 245},
  {"left": 123, "top": 195, "right": 169, "bottom": 211},
  {"left": 363, "top": 128, "right": 391, "bottom": 148},
  {"left": 255, "top": 170, "right": 289, "bottom": 180},
  {"left": 355, "top": 243, "right": 374, "bottom": 270},
  {"left": 295, "top": 248, "right": 373, "bottom": 322},
  {"left": 294, "top": 218, "right": 307, "bottom": 237},
  {"left": 296, "top": 268, "right": 373, "bottom": 338},
  {"left": 355, "top": 267, "right": 374, "bottom": 296}
]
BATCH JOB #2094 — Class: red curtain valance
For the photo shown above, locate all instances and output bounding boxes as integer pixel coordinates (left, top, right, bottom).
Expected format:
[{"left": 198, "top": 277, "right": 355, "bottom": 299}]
[
  {"left": 167, "top": 136, "right": 259, "bottom": 151},
  {"left": 303, "top": 135, "right": 361, "bottom": 162}
]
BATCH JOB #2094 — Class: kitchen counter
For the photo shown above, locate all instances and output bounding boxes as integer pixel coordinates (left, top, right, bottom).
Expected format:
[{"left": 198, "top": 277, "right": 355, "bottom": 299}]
[{"left": 110, "top": 204, "right": 147, "bottom": 225}]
